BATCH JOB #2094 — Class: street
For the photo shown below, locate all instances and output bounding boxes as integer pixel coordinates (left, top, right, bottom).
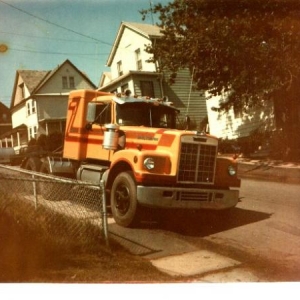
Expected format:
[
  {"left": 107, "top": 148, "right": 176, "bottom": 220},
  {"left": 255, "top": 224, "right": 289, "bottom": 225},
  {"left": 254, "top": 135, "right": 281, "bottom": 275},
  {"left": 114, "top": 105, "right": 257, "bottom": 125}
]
[
  {"left": 200, "top": 178, "right": 300, "bottom": 281},
  {"left": 109, "top": 178, "right": 300, "bottom": 281}
]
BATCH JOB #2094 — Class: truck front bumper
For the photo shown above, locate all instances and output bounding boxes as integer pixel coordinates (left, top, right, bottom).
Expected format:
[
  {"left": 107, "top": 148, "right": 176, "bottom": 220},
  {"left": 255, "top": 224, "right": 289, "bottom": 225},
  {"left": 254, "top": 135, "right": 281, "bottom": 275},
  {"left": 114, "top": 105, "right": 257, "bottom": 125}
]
[{"left": 137, "top": 186, "right": 239, "bottom": 210}]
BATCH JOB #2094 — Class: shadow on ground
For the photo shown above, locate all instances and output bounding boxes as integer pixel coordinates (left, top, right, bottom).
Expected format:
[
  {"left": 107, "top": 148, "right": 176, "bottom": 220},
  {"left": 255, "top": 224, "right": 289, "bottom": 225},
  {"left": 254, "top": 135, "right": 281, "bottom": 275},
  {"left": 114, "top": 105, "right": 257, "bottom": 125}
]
[{"left": 134, "top": 206, "right": 272, "bottom": 237}]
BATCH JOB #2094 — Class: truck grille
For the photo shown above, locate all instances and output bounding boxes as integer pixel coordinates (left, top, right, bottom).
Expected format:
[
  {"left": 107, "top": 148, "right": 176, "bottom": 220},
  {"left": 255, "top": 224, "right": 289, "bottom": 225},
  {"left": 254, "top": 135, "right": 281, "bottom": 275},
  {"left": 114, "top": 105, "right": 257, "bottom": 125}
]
[{"left": 178, "top": 139, "right": 217, "bottom": 184}]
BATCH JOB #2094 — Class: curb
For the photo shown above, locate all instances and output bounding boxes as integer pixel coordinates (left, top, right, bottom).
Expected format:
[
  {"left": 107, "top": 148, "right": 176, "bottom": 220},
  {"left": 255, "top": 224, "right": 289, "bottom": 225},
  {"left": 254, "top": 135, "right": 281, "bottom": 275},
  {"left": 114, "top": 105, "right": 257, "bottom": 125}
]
[{"left": 238, "top": 161, "right": 300, "bottom": 184}]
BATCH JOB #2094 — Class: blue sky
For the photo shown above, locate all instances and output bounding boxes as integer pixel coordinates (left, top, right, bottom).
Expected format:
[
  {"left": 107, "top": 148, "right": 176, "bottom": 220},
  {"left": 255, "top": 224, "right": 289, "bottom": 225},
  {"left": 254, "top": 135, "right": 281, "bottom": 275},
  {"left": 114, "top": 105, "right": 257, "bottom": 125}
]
[{"left": 0, "top": 0, "right": 169, "bottom": 107}]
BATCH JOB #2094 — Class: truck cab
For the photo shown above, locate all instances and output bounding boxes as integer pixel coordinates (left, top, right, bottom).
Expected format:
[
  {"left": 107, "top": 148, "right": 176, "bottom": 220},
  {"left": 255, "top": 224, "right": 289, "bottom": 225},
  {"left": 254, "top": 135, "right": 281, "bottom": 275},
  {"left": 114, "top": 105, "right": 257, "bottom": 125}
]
[{"left": 62, "top": 89, "right": 241, "bottom": 227}]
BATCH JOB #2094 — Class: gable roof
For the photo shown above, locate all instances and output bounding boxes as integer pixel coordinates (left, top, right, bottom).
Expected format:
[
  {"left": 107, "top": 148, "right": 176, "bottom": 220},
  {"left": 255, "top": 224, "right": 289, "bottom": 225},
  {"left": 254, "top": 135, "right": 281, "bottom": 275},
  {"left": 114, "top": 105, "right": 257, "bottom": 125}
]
[
  {"left": 98, "top": 72, "right": 112, "bottom": 88},
  {"left": 122, "top": 22, "right": 164, "bottom": 38},
  {"left": 32, "top": 59, "right": 96, "bottom": 94},
  {"left": 106, "top": 22, "right": 163, "bottom": 67},
  {"left": 11, "top": 59, "right": 96, "bottom": 108},
  {"left": 18, "top": 70, "right": 50, "bottom": 94}
]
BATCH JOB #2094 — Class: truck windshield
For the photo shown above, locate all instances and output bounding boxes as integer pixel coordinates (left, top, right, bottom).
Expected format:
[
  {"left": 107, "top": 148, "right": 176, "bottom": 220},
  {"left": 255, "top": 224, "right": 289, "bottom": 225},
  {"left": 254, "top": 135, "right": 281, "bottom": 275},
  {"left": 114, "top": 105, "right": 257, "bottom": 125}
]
[{"left": 116, "top": 102, "right": 177, "bottom": 129}]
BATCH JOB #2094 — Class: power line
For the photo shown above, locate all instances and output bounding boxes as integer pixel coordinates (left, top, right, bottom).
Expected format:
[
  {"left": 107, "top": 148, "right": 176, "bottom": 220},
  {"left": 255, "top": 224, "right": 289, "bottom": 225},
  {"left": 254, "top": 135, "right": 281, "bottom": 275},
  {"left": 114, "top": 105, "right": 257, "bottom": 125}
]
[
  {"left": 0, "top": 0, "right": 112, "bottom": 46},
  {"left": 0, "top": 30, "right": 100, "bottom": 44},
  {"left": 10, "top": 47, "right": 109, "bottom": 57}
]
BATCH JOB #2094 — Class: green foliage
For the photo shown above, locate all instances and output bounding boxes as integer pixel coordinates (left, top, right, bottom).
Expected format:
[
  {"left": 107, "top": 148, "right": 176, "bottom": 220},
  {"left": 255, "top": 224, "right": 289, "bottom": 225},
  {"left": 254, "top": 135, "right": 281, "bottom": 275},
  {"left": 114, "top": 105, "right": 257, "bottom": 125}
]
[
  {"left": 141, "top": 0, "right": 300, "bottom": 107},
  {"left": 141, "top": 0, "right": 300, "bottom": 160}
]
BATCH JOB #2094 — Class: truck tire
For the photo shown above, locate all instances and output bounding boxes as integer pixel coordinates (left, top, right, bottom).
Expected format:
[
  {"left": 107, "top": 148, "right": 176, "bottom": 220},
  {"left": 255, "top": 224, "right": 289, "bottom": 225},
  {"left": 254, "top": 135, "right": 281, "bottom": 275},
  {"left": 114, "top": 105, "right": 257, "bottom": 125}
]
[{"left": 111, "top": 171, "right": 140, "bottom": 228}]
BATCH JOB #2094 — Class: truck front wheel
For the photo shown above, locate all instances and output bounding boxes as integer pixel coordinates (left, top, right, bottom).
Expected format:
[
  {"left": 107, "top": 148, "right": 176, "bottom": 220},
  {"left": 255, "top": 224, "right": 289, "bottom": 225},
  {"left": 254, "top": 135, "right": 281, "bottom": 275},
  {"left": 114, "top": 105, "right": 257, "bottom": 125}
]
[{"left": 111, "top": 171, "right": 140, "bottom": 228}]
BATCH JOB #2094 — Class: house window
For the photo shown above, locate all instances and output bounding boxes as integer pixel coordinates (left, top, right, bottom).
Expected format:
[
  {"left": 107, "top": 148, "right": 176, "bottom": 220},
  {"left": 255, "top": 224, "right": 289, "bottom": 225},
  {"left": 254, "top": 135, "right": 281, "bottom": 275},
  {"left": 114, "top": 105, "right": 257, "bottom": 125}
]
[
  {"left": 19, "top": 83, "right": 25, "bottom": 99},
  {"left": 28, "top": 126, "right": 38, "bottom": 139},
  {"left": 117, "top": 61, "right": 123, "bottom": 76},
  {"left": 62, "top": 76, "right": 68, "bottom": 89},
  {"left": 32, "top": 100, "right": 36, "bottom": 114},
  {"left": 26, "top": 102, "right": 31, "bottom": 116},
  {"left": 140, "top": 81, "right": 154, "bottom": 98},
  {"left": 121, "top": 84, "right": 129, "bottom": 93},
  {"left": 135, "top": 48, "right": 142, "bottom": 70},
  {"left": 62, "top": 76, "right": 75, "bottom": 89},
  {"left": 26, "top": 100, "right": 36, "bottom": 116},
  {"left": 33, "top": 126, "right": 37, "bottom": 138},
  {"left": 69, "top": 76, "right": 75, "bottom": 89}
]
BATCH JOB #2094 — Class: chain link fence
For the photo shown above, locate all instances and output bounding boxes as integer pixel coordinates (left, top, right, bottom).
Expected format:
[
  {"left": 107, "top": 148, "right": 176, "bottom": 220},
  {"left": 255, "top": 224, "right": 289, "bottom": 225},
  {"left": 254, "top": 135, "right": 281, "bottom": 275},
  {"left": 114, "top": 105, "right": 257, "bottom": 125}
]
[{"left": 0, "top": 164, "right": 109, "bottom": 251}]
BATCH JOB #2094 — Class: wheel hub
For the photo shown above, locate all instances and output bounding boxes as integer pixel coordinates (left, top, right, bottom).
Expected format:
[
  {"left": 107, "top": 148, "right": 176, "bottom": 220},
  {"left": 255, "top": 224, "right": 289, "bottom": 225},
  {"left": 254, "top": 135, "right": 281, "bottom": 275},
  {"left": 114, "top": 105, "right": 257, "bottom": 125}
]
[{"left": 115, "top": 184, "right": 130, "bottom": 215}]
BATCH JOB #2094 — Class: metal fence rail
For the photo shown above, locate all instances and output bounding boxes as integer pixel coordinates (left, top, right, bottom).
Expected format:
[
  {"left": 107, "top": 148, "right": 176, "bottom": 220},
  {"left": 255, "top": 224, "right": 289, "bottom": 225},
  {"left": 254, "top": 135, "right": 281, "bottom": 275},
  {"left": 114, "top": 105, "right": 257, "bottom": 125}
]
[{"left": 0, "top": 164, "right": 109, "bottom": 249}]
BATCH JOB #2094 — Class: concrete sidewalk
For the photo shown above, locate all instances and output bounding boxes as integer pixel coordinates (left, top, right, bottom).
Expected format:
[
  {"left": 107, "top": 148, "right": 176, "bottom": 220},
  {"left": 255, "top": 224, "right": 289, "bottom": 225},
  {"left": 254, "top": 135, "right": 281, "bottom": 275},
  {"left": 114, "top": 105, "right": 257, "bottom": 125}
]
[{"left": 237, "top": 158, "right": 300, "bottom": 184}]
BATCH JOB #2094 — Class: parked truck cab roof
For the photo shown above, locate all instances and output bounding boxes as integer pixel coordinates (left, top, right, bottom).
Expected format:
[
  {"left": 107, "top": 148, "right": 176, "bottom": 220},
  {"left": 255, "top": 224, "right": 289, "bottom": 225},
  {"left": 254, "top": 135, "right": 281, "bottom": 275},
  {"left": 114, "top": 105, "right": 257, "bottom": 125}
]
[{"left": 88, "top": 91, "right": 179, "bottom": 129}]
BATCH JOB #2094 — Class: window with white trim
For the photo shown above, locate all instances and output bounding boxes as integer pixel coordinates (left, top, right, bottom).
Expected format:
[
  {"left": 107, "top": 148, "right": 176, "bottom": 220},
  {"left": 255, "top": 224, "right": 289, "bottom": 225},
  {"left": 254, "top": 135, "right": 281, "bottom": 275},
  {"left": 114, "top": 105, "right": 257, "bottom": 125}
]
[
  {"left": 135, "top": 48, "right": 142, "bottom": 70},
  {"left": 117, "top": 61, "right": 123, "bottom": 76},
  {"left": 26, "top": 102, "right": 31, "bottom": 116},
  {"left": 28, "top": 126, "right": 38, "bottom": 139},
  {"left": 32, "top": 100, "right": 36, "bottom": 114}
]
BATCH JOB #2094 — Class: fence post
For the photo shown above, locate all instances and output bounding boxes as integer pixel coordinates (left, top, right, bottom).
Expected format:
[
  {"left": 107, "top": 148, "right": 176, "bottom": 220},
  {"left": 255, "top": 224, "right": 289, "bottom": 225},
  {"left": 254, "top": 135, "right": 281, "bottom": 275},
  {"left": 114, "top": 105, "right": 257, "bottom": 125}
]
[
  {"left": 32, "top": 174, "right": 38, "bottom": 210},
  {"left": 100, "top": 180, "right": 109, "bottom": 247}
]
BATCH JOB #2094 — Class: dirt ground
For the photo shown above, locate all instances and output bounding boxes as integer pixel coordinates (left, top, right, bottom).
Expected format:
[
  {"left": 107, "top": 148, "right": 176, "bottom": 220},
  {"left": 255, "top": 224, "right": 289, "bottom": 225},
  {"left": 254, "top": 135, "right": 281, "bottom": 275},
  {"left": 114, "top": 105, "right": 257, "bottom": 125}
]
[{"left": 0, "top": 212, "right": 179, "bottom": 283}]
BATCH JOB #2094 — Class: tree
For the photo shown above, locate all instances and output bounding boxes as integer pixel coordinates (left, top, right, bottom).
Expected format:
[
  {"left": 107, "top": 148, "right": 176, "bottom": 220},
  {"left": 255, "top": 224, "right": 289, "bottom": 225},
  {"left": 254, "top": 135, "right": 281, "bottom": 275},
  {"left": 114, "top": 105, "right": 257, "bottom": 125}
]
[{"left": 141, "top": 0, "right": 300, "bottom": 159}]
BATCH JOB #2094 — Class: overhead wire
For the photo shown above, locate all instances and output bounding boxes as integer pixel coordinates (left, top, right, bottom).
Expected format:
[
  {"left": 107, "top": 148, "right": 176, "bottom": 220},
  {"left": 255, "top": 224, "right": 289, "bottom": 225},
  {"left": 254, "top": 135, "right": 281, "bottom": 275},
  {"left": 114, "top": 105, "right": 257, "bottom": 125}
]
[
  {"left": 0, "top": 0, "right": 112, "bottom": 46},
  {"left": 10, "top": 47, "right": 109, "bottom": 57},
  {"left": 0, "top": 30, "right": 100, "bottom": 44}
]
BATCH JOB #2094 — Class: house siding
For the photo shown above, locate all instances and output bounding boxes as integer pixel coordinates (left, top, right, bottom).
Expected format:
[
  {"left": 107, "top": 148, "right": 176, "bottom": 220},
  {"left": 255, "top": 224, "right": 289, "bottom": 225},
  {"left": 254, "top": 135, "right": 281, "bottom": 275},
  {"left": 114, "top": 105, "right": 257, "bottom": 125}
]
[
  {"left": 8, "top": 60, "right": 96, "bottom": 151},
  {"left": 163, "top": 69, "right": 207, "bottom": 127},
  {"left": 206, "top": 94, "right": 275, "bottom": 139},
  {"left": 12, "top": 106, "right": 26, "bottom": 129},
  {"left": 37, "top": 96, "right": 68, "bottom": 121},
  {"left": 38, "top": 62, "right": 94, "bottom": 94},
  {"left": 14, "top": 76, "right": 31, "bottom": 107},
  {"left": 133, "top": 75, "right": 162, "bottom": 98},
  {"left": 101, "top": 23, "right": 208, "bottom": 129},
  {"left": 111, "top": 27, "right": 156, "bottom": 79}
]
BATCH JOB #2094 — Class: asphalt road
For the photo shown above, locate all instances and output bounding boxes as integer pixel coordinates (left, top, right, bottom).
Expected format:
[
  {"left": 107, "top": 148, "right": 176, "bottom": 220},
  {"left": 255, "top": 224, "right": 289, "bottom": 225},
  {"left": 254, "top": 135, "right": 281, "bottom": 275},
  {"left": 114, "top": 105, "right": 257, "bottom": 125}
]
[
  {"left": 200, "top": 178, "right": 300, "bottom": 281},
  {"left": 109, "top": 178, "right": 300, "bottom": 282}
]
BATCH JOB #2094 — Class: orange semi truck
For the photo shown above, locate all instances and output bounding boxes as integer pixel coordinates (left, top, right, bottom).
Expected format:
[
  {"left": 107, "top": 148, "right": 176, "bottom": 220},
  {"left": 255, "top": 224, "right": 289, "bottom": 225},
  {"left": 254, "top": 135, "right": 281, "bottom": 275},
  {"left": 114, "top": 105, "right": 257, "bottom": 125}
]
[{"left": 23, "top": 89, "right": 241, "bottom": 227}]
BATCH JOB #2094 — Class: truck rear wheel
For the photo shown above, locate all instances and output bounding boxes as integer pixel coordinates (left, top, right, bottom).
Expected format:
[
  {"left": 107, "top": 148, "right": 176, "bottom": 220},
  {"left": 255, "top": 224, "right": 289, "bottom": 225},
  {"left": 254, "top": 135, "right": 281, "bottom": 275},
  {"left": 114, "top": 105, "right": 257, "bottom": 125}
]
[{"left": 111, "top": 171, "right": 140, "bottom": 227}]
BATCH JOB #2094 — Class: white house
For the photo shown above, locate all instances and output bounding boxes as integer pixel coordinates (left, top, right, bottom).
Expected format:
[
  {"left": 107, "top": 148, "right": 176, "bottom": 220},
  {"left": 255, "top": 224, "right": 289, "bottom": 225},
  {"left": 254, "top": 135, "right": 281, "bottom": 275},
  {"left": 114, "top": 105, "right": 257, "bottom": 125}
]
[
  {"left": 206, "top": 92, "right": 275, "bottom": 140},
  {"left": 98, "top": 22, "right": 208, "bottom": 129},
  {"left": 10, "top": 59, "right": 96, "bottom": 152},
  {"left": 99, "top": 21, "right": 283, "bottom": 156}
]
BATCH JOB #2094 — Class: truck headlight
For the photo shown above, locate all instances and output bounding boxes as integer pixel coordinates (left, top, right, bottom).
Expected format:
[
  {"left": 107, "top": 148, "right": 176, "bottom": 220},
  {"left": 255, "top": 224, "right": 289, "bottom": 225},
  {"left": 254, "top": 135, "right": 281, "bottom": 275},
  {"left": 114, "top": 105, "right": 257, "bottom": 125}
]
[
  {"left": 144, "top": 157, "right": 155, "bottom": 170},
  {"left": 228, "top": 165, "right": 236, "bottom": 176}
]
